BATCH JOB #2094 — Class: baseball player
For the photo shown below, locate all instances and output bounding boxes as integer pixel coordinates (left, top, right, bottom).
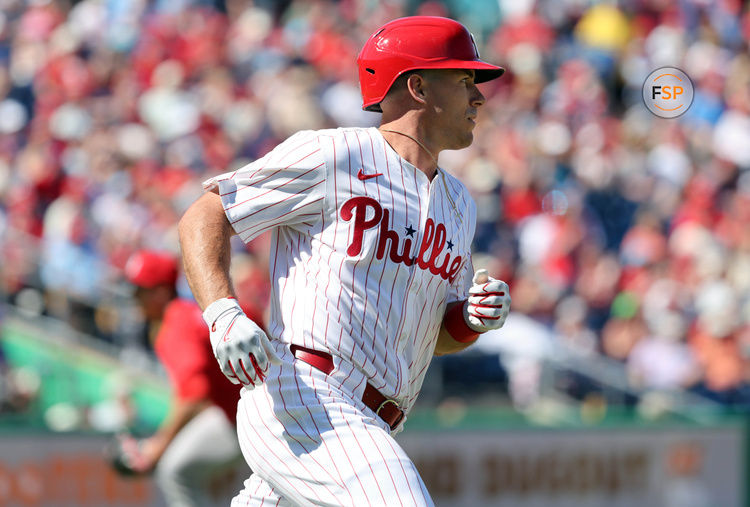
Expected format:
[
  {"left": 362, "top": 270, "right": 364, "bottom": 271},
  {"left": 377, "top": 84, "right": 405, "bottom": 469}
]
[
  {"left": 178, "top": 16, "right": 511, "bottom": 506},
  {"left": 115, "top": 250, "right": 249, "bottom": 506}
]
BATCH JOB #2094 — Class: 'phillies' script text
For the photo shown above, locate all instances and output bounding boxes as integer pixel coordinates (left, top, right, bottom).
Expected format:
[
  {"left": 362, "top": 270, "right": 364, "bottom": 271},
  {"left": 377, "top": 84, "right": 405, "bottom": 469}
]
[{"left": 340, "top": 196, "right": 463, "bottom": 283}]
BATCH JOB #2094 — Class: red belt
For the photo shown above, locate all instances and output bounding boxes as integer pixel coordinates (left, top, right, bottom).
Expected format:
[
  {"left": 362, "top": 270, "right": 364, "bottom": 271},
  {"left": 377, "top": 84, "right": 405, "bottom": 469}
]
[{"left": 290, "top": 345, "right": 405, "bottom": 431}]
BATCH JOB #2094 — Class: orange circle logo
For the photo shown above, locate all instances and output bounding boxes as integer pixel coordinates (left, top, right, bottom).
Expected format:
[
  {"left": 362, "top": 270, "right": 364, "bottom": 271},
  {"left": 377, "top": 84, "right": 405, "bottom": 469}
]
[{"left": 642, "top": 67, "right": 694, "bottom": 118}]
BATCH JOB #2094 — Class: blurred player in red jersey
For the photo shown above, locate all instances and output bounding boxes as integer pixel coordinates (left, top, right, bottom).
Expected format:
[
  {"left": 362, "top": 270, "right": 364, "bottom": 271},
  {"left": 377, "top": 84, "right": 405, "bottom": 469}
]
[{"left": 122, "top": 250, "right": 252, "bottom": 507}]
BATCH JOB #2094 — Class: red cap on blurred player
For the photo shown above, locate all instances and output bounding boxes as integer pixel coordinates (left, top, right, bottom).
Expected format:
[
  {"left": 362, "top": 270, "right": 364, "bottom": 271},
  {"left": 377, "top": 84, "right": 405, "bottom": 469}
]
[
  {"left": 357, "top": 16, "right": 505, "bottom": 112},
  {"left": 126, "top": 250, "right": 179, "bottom": 289}
]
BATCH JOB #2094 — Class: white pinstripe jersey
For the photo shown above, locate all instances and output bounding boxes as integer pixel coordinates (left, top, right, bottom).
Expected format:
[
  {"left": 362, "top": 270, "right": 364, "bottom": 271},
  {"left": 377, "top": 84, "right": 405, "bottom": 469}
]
[{"left": 204, "top": 127, "right": 477, "bottom": 413}]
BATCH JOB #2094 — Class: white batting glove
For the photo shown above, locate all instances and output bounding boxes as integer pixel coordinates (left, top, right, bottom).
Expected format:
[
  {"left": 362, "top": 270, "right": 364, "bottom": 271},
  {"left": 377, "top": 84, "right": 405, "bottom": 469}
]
[
  {"left": 465, "top": 269, "right": 511, "bottom": 332},
  {"left": 203, "top": 298, "right": 281, "bottom": 388}
]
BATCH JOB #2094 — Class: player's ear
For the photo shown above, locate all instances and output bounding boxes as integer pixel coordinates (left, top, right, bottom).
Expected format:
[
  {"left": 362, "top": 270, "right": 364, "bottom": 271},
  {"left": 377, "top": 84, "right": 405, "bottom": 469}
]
[{"left": 406, "top": 72, "right": 428, "bottom": 106}]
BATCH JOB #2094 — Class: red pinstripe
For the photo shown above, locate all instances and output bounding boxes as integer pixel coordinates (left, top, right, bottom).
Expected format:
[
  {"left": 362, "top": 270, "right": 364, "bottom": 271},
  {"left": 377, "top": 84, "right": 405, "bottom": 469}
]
[
  {"left": 407, "top": 276, "right": 438, "bottom": 368},
  {"left": 267, "top": 235, "right": 283, "bottom": 341},
  {"left": 255, "top": 378, "right": 343, "bottom": 504},
  {"left": 325, "top": 132, "right": 364, "bottom": 400},
  {"left": 225, "top": 161, "right": 323, "bottom": 208},
  {"left": 230, "top": 137, "right": 318, "bottom": 191},
  {"left": 408, "top": 343, "right": 439, "bottom": 398},
  {"left": 409, "top": 302, "right": 450, "bottom": 400},
  {"left": 274, "top": 370, "right": 349, "bottom": 500},
  {"left": 309, "top": 210, "right": 324, "bottom": 349},
  {"left": 248, "top": 473, "right": 263, "bottom": 506},
  {"left": 241, "top": 148, "right": 321, "bottom": 189},
  {"left": 322, "top": 137, "right": 338, "bottom": 353},
  {"left": 238, "top": 400, "right": 321, "bottom": 503},
  {"left": 216, "top": 169, "right": 239, "bottom": 185},
  {"left": 230, "top": 181, "right": 324, "bottom": 226},
  {"left": 408, "top": 351, "right": 440, "bottom": 404},
  {"left": 361, "top": 421, "right": 403, "bottom": 504},
  {"left": 402, "top": 176, "right": 462, "bottom": 399},
  {"left": 354, "top": 130, "right": 380, "bottom": 368},
  {"left": 236, "top": 207, "right": 323, "bottom": 241},
  {"left": 345, "top": 131, "right": 364, "bottom": 335},
  {"left": 389, "top": 157, "right": 425, "bottom": 396},
  {"left": 381, "top": 430, "right": 420, "bottom": 505},
  {"left": 359, "top": 129, "right": 386, "bottom": 365},
  {"left": 214, "top": 127, "right": 479, "bottom": 506},
  {"left": 368, "top": 142, "right": 403, "bottom": 391},
  {"left": 338, "top": 404, "right": 388, "bottom": 504},
  {"left": 319, "top": 370, "right": 378, "bottom": 505},
  {"left": 340, "top": 131, "right": 361, "bottom": 386},
  {"left": 301, "top": 363, "right": 373, "bottom": 501},
  {"left": 336, "top": 131, "right": 353, "bottom": 331},
  {"left": 287, "top": 231, "right": 300, "bottom": 343},
  {"left": 220, "top": 147, "right": 319, "bottom": 200},
  {"left": 278, "top": 240, "right": 292, "bottom": 336},
  {"left": 241, "top": 211, "right": 321, "bottom": 241},
  {"left": 386, "top": 157, "right": 413, "bottom": 391}
]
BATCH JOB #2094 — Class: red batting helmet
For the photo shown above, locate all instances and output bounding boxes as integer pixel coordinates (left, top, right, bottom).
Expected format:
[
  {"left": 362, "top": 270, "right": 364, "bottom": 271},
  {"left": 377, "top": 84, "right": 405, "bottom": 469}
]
[
  {"left": 357, "top": 16, "right": 505, "bottom": 112},
  {"left": 125, "top": 250, "right": 178, "bottom": 289}
]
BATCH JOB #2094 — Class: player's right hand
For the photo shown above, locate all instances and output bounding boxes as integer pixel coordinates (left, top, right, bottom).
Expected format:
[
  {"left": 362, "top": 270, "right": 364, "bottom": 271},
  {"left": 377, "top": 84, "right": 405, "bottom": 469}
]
[{"left": 203, "top": 297, "right": 281, "bottom": 388}]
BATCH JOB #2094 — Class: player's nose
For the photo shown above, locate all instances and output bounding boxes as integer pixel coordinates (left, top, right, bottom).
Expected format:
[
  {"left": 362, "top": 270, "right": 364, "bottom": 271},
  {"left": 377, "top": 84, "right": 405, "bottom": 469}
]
[{"left": 470, "top": 84, "right": 485, "bottom": 107}]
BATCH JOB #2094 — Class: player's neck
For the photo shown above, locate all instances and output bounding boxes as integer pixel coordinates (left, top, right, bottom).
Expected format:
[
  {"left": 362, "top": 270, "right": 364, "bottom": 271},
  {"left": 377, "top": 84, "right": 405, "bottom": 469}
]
[{"left": 378, "top": 121, "right": 439, "bottom": 181}]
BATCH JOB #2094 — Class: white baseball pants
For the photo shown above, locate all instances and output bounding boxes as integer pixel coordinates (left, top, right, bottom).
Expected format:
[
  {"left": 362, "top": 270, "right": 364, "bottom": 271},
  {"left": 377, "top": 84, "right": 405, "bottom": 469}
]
[{"left": 230, "top": 345, "right": 433, "bottom": 507}]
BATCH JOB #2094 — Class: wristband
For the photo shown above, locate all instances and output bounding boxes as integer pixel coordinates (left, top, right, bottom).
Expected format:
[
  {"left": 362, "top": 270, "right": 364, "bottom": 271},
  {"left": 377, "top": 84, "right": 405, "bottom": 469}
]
[
  {"left": 444, "top": 301, "right": 480, "bottom": 343},
  {"left": 202, "top": 297, "right": 240, "bottom": 329}
]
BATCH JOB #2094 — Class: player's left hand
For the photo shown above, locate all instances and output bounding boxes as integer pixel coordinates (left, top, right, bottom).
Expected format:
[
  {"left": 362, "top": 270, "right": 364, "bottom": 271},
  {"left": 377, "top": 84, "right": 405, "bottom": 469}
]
[{"left": 465, "top": 269, "right": 511, "bottom": 332}]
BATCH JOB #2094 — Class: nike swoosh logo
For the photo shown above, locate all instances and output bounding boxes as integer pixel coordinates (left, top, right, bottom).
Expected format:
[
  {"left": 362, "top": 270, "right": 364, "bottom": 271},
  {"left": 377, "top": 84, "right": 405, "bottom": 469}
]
[{"left": 357, "top": 169, "right": 383, "bottom": 181}]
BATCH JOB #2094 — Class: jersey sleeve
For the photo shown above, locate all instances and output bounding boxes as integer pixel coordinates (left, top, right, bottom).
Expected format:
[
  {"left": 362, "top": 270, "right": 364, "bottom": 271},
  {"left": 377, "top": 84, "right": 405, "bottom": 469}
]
[{"left": 203, "top": 130, "right": 327, "bottom": 243}]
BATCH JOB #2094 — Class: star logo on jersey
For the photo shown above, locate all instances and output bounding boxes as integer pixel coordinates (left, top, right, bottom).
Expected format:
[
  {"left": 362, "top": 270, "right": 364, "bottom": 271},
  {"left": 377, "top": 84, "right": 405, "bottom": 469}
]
[
  {"left": 404, "top": 225, "right": 416, "bottom": 237},
  {"left": 447, "top": 240, "right": 454, "bottom": 251},
  {"left": 357, "top": 169, "right": 383, "bottom": 181}
]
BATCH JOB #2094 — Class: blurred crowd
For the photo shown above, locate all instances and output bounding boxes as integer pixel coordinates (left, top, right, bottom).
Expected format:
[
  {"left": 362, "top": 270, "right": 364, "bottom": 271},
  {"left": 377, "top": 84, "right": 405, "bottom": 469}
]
[{"left": 0, "top": 0, "right": 749, "bottom": 410}]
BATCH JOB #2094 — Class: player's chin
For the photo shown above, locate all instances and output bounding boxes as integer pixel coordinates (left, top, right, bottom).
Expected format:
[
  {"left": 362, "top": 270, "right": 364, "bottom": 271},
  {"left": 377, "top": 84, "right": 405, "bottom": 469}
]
[{"left": 454, "top": 131, "right": 474, "bottom": 149}]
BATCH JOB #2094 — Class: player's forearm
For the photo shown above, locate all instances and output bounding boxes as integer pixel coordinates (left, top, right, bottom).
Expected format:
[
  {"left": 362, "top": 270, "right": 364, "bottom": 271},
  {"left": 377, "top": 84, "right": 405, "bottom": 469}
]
[
  {"left": 178, "top": 192, "right": 235, "bottom": 310},
  {"left": 434, "top": 301, "right": 478, "bottom": 356},
  {"left": 434, "top": 326, "right": 476, "bottom": 355}
]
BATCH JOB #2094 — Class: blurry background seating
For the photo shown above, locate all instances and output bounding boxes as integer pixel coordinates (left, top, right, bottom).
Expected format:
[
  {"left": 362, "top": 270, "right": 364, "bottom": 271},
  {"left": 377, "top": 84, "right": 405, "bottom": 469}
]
[{"left": 0, "top": 0, "right": 749, "bottom": 433}]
